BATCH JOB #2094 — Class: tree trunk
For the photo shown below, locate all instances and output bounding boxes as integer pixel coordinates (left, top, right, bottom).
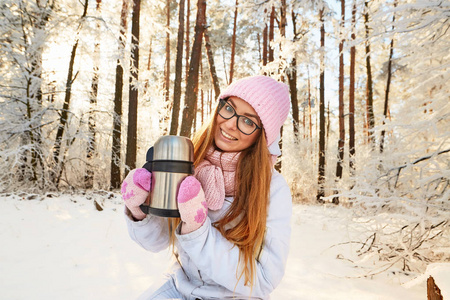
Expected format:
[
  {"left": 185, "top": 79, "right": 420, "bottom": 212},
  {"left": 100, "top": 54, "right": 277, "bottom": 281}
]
[
  {"left": 274, "top": 0, "right": 287, "bottom": 173},
  {"left": 201, "top": 88, "right": 204, "bottom": 124},
  {"left": 256, "top": 32, "right": 261, "bottom": 62},
  {"left": 162, "top": 0, "right": 171, "bottom": 135},
  {"left": 125, "top": 0, "right": 140, "bottom": 172},
  {"left": 147, "top": 38, "right": 152, "bottom": 71},
  {"left": 302, "top": 102, "right": 306, "bottom": 138},
  {"left": 289, "top": 57, "right": 298, "bottom": 139},
  {"left": 364, "top": 1, "right": 375, "bottom": 146},
  {"left": 317, "top": 8, "right": 326, "bottom": 203},
  {"left": 110, "top": 0, "right": 129, "bottom": 189},
  {"left": 380, "top": 0, "right": 397, "bottom": 153},
  {"left": 229, "top": 0, "right": 238, "bottom": 83},
  {"left": 53, "top": 0, "right": 88, "bottom": 185},
  {"left": 333, "top": 0, "right": 346, "bottom": 204},
  {"left": 185, "top": 0, "right": 190, "bottom": 85},
  {"left": 290, "top": 11, "right": 299, "bottom": 139},
  {"left": 279, "top": 0, "right": 287, "bottom": 37},
  {"left": 195, "top": 57, "right": 202, "bottom": 132},
  {"left": 427, "top": 276, "right": 443, "bottom": 300},
  {"left": 325, "top": 99, "right": 332, "bottom": 161},
  {"left": 170, "top": 0, "right": 185, "bottom": 136},
  {"left": 53, "top": 41, "right": 78, "bottom": 169},
  {"left": 262, "top": 10, "right": 268, "bottom": 67},
  {"left": 335, "top": 0, "right": 345, "bottom": 184},
  {"left": 179, "top": 0, "right": 206, "bottom": 137},
  {"left": 349, "top": 0, "right": 356, "bottom": 173},
  {"left": 165, "top": 0, "right": 171, "bottom": 104},
  {"left": 21, "top": 1, "right": 54, "bottom": 184},
  {"left": 86, "top": 0, "right": 102, "bottom": 189},
  {"left": 308, "top": 66, "right": 312, "bottom": 141},
  {"left": 204, "top": 27, "right": 221, "bottom": 99},
  {"left": 268, "top": 6, "right": 275, "bottom": 63},
  {"left": 326, "top": 99, "right": 331, "bottom": 148}
]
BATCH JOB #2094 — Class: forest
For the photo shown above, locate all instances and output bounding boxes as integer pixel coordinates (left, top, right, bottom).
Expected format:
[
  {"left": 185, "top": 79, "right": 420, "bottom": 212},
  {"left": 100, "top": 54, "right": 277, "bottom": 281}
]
[{"left": 0, "top": 0, "right": 449, "bottom": 284}]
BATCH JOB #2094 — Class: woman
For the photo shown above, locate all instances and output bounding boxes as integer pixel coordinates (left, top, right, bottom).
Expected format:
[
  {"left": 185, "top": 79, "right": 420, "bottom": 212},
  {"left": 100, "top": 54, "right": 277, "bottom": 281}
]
[{"left": 122, "top": 75, "right": 292, "bottom": 299}]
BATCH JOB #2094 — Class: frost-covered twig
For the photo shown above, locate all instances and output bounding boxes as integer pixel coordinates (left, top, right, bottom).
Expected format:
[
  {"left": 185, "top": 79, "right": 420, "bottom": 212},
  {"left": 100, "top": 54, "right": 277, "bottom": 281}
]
[{"left": 380, "top": 148, "right": 450, "bottom": 188}]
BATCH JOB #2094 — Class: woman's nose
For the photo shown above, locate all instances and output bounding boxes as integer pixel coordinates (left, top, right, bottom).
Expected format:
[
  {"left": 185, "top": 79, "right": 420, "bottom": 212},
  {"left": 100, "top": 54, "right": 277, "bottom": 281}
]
[{"left": 224, "top": 116, "right": 238, "bottom": 131}]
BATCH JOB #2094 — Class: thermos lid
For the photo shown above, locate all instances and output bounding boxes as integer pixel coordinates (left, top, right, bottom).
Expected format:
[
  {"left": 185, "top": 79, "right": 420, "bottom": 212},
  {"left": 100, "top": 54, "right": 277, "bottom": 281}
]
[{"left": 152, "top": 135, "right": 194, "bottom": 162}]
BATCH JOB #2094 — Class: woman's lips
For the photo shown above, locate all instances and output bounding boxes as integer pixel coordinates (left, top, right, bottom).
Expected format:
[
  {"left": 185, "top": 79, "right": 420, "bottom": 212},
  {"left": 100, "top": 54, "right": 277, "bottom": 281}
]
[{"left": 220, "top": 129, "right": 237, "bottom": 141}]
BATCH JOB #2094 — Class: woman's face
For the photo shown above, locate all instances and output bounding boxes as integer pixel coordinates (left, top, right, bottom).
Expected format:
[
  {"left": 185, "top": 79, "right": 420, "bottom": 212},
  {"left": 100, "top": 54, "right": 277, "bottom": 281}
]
[{"left": 214, "top": 96, "right": 261, "bottom": 152}]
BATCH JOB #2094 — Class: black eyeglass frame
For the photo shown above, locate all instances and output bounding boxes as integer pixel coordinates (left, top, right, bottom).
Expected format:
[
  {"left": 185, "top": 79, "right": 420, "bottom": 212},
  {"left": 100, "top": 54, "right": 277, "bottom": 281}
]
[{"left": 217, "top": 98, "right": 262, "bottom": 135}]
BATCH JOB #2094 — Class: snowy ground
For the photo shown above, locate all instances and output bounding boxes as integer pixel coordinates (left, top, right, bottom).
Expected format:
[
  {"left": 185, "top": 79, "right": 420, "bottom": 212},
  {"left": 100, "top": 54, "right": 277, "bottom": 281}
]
[{"left": 1, "top": 193, "right": 448, "bottom": 300}]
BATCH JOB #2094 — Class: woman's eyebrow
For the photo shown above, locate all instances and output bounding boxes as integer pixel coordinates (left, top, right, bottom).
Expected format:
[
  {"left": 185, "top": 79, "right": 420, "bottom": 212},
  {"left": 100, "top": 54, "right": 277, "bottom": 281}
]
[
  {"left": 228, "top": 99, "right": 259, "bottom": 120},
  {"left": 228, "top": 99, "right": 237, "bottom": 108},
  {"left": 244, "top": 112, "right": 259, "bottom": 119}
]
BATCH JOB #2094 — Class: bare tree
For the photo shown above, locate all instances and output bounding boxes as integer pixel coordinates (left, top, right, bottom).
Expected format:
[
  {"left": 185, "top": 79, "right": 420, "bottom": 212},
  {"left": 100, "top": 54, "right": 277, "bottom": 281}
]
[
  {"left": 364, "top": 0, "right": 375, "bottom": 146},
  {"left": 86, "top": 0, "right": 102, "bottom": 189},
  {"left": 308, "top": 66, "right": 312, "bottom": 141},
  {"left": 327, "top": 100, "right": 331, "bottom": 147},
  {"left": 317, "top": 8, "right": 326, "bottom": 203},
  {"left": 162, "top": 0, "right": 171, "bottom": 134},
  {"left": 125, "top": 0, "right": 140, "bottom": 172},
  {"left": 335, "top": 0, "right": 345, "bottom": 185},
  {"left": 170, "top": 0, "right": 186, "bottom": 136},
  {"left": 185, "top": 0, "right": 191, "bottom": 85},
  {"left": 349, "top": 0, "right": 356, "bottom": 173},
  {"left": 262, "top": 9, "right": 268, "bottom": 67},
  {"left": 274, "top": 1, "right": 287, "bottom": 173},
  {"left": 229, "top": 0, "right": 238, "bottom": 83},
  {"left": 204, "top": 27, "right": 221, "bottom": 99},
  {"left": 110, "top": 0, "right": 129, "bottom": 189},
  {"left": 53, "top": 0, "right": 89, "bottom": 185},
  {"left": 269, "top": 6, "right": 275, "bottom": 63},
  {"left": 289, "top": 10, "right": 299, "bottom": 139},
  {"left": 179, "top": 0, "right": 207, "bottom": 137},
  {"left": 147, "top": 38, "right": 152, "bottom": 71},
  {"left": 380, "top": 0, "right": 397, "bottom": 153},
  {"left": 15, "top": 0, "right": 55, "bottom": 184}
]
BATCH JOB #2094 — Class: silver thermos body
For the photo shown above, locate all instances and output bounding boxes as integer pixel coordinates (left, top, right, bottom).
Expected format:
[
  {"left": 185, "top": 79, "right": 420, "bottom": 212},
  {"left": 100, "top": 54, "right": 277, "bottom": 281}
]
[{"left": 140, "top": 135, "right": 194, "bottom": 218}]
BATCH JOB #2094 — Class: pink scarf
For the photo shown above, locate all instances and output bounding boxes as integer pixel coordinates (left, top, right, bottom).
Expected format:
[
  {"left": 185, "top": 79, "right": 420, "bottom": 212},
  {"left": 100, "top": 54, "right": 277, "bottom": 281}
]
[{"left": 194, "top": 147, "right": 240, "bottom": 211}]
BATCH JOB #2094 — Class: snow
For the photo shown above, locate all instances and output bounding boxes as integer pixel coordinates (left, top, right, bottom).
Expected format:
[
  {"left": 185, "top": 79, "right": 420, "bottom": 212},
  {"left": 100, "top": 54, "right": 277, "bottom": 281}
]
[{"left": 0, "top": 193, "right": 444, "bottom": 300}]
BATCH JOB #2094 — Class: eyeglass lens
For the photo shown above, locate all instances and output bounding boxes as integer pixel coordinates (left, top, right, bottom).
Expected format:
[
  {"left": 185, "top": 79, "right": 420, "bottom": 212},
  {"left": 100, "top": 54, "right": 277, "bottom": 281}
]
[{"left": 218, "top": 100, "right": 258, "bottom": 135}]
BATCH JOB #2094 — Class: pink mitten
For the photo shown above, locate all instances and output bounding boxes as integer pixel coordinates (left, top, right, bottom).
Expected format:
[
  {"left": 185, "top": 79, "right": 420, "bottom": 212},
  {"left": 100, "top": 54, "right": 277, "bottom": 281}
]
[
  {"left": 177, "top": 176, "right": 208, "bottom": 234},
  {"left": 121, "top": 168, "right": 152, "bottom": 220},
  {"left": 195, "top": 160, "right": 225, "bottom": 211}
]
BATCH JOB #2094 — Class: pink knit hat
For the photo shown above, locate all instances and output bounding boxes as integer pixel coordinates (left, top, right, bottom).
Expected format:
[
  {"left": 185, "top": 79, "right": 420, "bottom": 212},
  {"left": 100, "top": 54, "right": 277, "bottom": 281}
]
[{"left": 219, "top": 75, "right": 290, "bottom": 147}]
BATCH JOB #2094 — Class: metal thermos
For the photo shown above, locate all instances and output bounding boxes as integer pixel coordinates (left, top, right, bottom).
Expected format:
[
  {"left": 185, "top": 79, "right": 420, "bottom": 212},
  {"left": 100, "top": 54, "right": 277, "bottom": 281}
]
[{"left": 140, "top": 135, "right": 194, "bottom": 218}]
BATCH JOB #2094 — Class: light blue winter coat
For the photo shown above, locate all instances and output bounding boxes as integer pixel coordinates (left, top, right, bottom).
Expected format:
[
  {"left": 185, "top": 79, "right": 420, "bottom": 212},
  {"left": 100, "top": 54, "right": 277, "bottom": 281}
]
[{"left": 125, "top": 170, "right": 292, "bottom": 300}]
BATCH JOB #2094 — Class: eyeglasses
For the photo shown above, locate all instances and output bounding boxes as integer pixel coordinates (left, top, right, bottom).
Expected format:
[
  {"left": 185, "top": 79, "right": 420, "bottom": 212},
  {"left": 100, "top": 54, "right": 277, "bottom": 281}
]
[{"left": 217, "top": 99, "right": 261, "bottom": 135}]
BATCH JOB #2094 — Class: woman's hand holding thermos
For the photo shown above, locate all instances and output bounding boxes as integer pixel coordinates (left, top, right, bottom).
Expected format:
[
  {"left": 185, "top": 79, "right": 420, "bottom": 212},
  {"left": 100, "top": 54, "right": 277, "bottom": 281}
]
[
  {"left": 121, "top": 168, "right": 208, "bottom": 234},
  {"left": 121, "top": 168, "right": 152, "bottom": 221},
  {"left": 177, "top": 176, "right": 208, "bottom": 234}
]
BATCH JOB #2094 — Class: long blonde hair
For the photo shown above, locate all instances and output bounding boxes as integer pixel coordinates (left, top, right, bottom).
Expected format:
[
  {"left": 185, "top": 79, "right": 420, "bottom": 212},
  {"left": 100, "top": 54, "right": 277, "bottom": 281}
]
[{"left": 170, "top": 104, "right": 273, "bottom": 288}]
